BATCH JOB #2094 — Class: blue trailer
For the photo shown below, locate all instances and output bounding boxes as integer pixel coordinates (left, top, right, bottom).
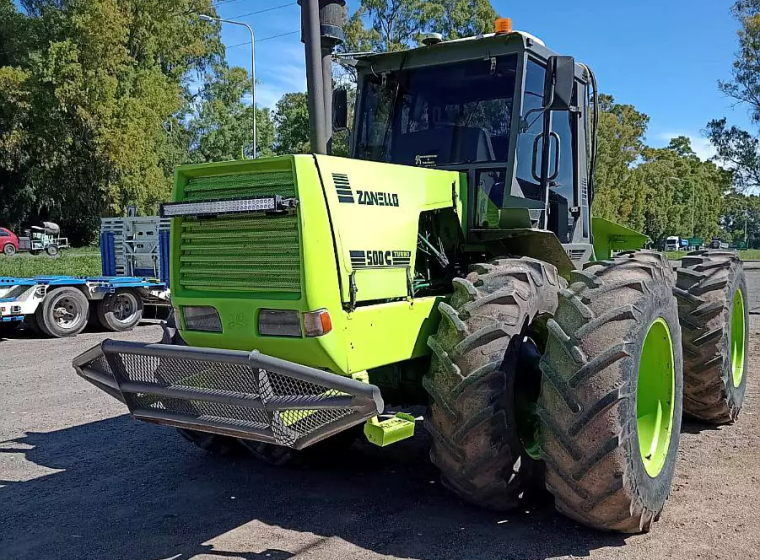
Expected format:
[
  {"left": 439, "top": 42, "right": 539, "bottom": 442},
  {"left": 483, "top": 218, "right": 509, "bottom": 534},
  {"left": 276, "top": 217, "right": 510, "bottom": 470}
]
[{"left": 0, "top": 276, "right": 168, "bottom": 338}]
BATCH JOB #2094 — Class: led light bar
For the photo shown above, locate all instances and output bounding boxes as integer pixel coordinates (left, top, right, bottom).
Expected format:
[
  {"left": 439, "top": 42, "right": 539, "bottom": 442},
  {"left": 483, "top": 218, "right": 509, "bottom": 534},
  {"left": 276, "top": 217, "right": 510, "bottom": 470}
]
[{"left": 161, "top": 196, "right": 297, "bottom": 218}]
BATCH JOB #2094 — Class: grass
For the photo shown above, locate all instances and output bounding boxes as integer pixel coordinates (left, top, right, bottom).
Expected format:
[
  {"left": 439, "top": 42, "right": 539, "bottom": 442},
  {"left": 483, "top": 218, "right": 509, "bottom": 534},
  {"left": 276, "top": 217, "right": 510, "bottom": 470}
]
[
  {"left": 665, "top": 249, "right": 760, "bottom": 261},
  {"left": 0, "top": 247, "right": 102, "bottom": 278},
  {"left": 2, "top": 245, "right": 758, "bottom": 280}
]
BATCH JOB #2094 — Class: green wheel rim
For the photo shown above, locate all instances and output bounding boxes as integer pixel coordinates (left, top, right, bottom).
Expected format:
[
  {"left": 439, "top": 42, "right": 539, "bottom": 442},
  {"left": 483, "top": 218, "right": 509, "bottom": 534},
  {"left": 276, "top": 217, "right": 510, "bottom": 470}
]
[
  {"left": 731, "top": 289, "right": 746, "bottom": 388},
  {"left": 637, "top": 318, "right": 676, "bottom": 478}
]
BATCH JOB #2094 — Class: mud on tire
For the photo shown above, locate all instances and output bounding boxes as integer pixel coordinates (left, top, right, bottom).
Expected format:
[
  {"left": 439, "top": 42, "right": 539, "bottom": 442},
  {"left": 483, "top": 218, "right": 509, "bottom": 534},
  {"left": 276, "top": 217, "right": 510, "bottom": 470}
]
[
  {"left": 676, "top": 251, "right": 748, "bottom": 423},
  {"left": 539, "top": 251, "right": 683, "bottom": 533},
  {"left": 424, "top": 257, "right": 561, "bottom": 510}
]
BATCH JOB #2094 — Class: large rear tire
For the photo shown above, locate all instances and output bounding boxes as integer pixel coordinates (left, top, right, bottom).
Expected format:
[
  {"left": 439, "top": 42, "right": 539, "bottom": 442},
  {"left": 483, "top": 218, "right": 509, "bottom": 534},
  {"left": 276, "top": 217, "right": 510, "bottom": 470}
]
[
  {"left": 676, "top": 251, "right": 748, "bottom": 423},
  {"left": 539, "top": 251, "right": 683, "bottom": 533},
  {"left": 424, "top": 257, "right": 561, "bottom": 510}
]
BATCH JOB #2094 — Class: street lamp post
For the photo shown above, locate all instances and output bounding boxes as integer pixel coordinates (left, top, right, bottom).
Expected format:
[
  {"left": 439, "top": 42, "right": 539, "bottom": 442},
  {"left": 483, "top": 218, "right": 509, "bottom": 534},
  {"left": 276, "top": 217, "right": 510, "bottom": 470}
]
[{"left": 199, "top": 14, "right": 257, "bottom": 158}]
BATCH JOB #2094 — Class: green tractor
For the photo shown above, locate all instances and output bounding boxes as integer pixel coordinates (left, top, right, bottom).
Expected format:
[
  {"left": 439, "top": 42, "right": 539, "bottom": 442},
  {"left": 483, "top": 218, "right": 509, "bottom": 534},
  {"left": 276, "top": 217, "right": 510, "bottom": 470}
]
[{"left": 73, "top": 2, "right": 749, "bottom": 533}]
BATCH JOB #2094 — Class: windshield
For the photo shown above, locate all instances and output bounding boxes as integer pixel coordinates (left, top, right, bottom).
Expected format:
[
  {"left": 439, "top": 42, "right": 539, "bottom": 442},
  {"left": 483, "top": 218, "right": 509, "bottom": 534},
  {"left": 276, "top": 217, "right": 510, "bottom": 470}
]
[{"left": 355, "top": 54, "right": 518, "bottom": 167}]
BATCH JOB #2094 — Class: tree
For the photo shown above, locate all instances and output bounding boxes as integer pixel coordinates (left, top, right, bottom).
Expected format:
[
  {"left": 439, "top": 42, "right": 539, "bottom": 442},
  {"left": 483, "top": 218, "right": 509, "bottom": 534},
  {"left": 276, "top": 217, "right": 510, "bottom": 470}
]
[
  {"left": 343, "top": 0, "right": 498, "bottom": 54},
  {"left": 707, "top": 1, "right": 760, "bottom": 192},
  {"left": 591, "top": 94, "right": 649, "bottom": 227},
  {"left": 274, "top": 92, "right": 310, "bottom": 155},
  {"left": 188, "top": 66, "right": 274, "bottom": 162},
  {"left": 0, "top": 0, "right": 225, "bottom": 243}
]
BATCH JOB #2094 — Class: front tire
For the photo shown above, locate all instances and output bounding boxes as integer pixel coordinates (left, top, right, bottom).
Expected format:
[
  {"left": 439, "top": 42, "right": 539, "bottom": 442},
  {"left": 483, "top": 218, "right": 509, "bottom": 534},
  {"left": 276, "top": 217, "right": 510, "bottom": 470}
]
[
  {"left": 676, "top": 251, "right": 748, "bottom": 423},
  {"left": 539, "top": 251, "right": 683, "bottom": 533},
  {"left": 424, "top": 257, "right": 561, "bottom": 511}
]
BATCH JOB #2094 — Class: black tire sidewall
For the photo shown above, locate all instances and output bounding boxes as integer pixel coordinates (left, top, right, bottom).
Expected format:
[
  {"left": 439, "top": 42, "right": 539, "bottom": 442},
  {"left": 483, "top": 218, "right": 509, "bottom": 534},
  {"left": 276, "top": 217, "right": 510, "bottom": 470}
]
[
  {"left": 98, "top": 289, "right": 143, "bottom": 331},
  {"left": 42, "top": 288, "right": 89, "bottom": 337},
  {"left": 626, "top": 280, "right": 684, "bottom": 512}
]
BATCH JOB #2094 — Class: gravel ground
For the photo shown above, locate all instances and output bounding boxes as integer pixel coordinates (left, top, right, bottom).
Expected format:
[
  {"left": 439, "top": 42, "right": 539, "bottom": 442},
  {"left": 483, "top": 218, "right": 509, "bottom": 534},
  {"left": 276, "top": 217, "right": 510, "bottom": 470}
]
[{"left": 1, "top": 271, "right": 759, "bottom": 560}]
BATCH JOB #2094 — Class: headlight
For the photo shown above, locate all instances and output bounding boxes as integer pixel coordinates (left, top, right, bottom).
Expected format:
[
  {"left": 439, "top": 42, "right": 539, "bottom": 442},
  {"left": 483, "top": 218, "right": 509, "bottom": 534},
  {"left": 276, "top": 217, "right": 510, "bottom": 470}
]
[
  {"left": 259, "top": 309, "right": 302, "bottom": 337},
  {"left": 182, "top": 306, "right": 223, "bottom": 332}
]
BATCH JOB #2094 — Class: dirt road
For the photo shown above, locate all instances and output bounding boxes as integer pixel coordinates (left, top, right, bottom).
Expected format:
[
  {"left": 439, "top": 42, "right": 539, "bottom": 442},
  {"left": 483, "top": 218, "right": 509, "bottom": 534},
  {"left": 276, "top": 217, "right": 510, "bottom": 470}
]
[{"left": 1, "top": 271, "right": 759, "bottom": 560}]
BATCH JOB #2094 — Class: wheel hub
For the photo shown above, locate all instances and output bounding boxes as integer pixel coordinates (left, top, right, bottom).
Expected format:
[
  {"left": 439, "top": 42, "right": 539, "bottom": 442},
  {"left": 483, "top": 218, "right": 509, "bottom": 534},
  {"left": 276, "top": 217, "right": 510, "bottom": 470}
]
[
  {"left": 636, "top": 318, "right": 676, "bottom": 478},
  {"left": 53, "top": 298, "right": 78, "bottom": 328},
  {"left": 731, "top": 289, "right": 746, "bottom": 388},
  {"left": 112, "top": 294, "right": 134, "bottom": 322}
]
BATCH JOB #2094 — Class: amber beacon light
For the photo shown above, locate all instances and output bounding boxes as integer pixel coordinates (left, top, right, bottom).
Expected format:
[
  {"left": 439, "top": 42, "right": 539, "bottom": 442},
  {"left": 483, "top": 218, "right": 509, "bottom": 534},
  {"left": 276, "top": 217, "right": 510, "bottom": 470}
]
[{"left": 495, "top": 18, "right": 513, "bottom": 34}]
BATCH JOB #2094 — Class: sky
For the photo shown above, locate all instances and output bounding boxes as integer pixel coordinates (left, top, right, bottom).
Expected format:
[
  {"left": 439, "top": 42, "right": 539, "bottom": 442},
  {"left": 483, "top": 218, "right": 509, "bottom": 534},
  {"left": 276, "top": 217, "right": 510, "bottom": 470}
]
[{"left": 215, "top": 0, "right": 753, "bottom": 160}]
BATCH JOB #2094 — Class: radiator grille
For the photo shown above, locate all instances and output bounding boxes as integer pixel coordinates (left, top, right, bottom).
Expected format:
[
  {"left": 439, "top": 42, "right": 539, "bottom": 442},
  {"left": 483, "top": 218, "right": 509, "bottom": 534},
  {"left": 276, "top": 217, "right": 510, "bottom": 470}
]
[{"left": 179, "top": 171, "right": 300, "bottom": 293}]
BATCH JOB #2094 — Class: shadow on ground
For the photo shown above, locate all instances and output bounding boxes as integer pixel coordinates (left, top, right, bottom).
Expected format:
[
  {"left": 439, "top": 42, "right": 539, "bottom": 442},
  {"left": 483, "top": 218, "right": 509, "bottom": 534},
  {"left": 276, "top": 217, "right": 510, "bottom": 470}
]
[
  {"left": 0, "top": 320, "right": 161, "bottom": 342},
  {"left": 0, "top": 416, "right": 630, "bottom": 560}
]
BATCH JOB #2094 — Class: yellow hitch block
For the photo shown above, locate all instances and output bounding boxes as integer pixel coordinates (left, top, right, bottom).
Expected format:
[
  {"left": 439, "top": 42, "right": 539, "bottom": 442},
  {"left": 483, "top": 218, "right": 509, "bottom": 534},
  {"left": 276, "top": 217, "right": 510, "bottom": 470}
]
[{"left": 364, "top": 413, "right": 416, "bottom": 447}]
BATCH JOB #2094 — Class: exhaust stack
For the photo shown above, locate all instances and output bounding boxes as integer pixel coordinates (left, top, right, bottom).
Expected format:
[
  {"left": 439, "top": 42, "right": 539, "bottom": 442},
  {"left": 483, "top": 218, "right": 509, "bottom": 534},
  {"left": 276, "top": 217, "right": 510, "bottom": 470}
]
[{"left": 300, "top": 0, "right": 345, "bottom": 154}]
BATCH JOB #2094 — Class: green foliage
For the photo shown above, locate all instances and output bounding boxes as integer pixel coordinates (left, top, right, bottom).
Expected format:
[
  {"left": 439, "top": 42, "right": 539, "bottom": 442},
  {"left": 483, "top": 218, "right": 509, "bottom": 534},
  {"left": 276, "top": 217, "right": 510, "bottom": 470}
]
[
  {"left": 344, "top": 0, "right": 498, "bottom": 53},
  {"left": 0, "top": 248, "right": 101, "bottom": 277},
  {"left": 187, "top": 66, "right": 274, "bottom": 162},
  {"left": 707, "top": 1, "right": 760, "bottom": 191},
  {"left": 274, "top": 92, "right": 311, "bottom": 155},
  {"left": 0, "top": 0, "right": 224, "bottom": 244},
  {"left": 594, "top": 97, "right": 729, "bottom": 245}
]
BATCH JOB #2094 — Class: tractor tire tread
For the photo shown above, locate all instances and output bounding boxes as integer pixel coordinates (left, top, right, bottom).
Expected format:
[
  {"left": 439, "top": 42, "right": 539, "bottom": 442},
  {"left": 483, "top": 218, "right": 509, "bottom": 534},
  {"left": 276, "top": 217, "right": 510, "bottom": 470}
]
[
  {"left": 424, "top": 257, "right": 560, "bottom": 511},
  {"left": 539, "top": 251, "right": 683, "bottom": 533}
]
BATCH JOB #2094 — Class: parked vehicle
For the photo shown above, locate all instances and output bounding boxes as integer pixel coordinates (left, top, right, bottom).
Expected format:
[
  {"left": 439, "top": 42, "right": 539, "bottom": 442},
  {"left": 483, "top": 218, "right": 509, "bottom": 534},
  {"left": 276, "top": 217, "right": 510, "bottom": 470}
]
[
  {"left": 1, "top": 223, "right": 69, "bottom": 256},
  {"left": 0, "top": 276, "right": 168, "bottom": 337},
  {"left": 0, "top": 227, "right": 20, "bottom": 256},
  {"left": 71, "top": 5, "right": 749, "bottom": 535},
  {"left": 665, "top": 235, "right": 680, "bottom": 251}
]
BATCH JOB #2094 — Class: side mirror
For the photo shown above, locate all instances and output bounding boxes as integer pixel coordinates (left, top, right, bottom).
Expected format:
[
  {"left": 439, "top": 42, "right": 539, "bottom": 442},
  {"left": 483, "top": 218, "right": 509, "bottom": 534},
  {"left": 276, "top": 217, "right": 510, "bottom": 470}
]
[
  {"left": 544, "top": 56, "right": 575, "bottom": 111},
  {"left": 333, "top": 87, "right": 348, "bottom": 131}
]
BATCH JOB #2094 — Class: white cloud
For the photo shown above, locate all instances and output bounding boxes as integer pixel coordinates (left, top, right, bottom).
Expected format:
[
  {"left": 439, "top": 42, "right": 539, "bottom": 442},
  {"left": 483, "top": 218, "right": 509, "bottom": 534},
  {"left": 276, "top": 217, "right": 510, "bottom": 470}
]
[{"left": 255, "top": 43, "right": 306, "bottom": 109}]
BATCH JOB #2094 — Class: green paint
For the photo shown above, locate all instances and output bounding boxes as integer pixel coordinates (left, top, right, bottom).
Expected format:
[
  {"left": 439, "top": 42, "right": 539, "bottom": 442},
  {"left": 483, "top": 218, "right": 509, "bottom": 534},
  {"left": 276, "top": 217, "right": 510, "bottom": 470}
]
[
  {"left": 592, "top": 217, "right": 649, "bottom": 260},
  {"left": 637, "top": 318, "right": 676, "bottom": 478},
  {"left": 731, "top": 289, "right": 746, "bottom": 388},
  {"left": 171, "top": 154, "right": 462, "bottom": 376},
  {"left": 364, "top": 413, "right": 416, "bottom": 447}
]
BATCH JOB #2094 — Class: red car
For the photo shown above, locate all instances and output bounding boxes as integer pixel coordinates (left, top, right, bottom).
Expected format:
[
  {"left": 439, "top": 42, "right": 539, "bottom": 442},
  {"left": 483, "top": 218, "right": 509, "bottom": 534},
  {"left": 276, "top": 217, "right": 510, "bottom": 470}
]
[{"left": 0, "top": 227, "right": 20, "bottom": 256}]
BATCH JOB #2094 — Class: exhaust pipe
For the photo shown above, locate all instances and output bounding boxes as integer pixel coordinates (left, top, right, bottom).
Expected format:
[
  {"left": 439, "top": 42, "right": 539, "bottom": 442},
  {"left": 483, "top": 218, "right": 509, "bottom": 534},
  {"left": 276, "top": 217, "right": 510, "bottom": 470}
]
[{"left": 300, "top": 0, "right": 345, "bottom": 154}]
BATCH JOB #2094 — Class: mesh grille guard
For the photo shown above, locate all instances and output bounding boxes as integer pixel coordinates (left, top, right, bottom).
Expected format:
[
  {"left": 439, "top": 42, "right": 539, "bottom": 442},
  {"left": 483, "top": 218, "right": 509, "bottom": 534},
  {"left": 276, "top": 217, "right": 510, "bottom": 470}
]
[{"left": 73, "top": 340, "right": 384, "bottom": 450}]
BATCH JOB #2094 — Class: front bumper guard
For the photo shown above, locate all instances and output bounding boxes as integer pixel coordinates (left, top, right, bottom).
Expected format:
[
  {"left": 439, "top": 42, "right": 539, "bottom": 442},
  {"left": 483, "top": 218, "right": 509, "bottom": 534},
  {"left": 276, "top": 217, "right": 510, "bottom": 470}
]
[{"left": 73, "top": 340, "right": 384, "bottom": 450}]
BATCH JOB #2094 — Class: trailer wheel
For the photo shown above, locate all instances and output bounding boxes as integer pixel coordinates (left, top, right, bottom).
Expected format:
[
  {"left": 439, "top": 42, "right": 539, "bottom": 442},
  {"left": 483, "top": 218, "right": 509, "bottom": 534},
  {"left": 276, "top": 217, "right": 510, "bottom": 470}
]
[
  {"left": 424, "top": 257, "right": 561, "bottom": 511},
  {"left": 38, "top": 287, "right": 89, "bottom": 338},
  {"left": 97, "top": 289, "right": 143, "bottom": 332},
  {"left": 539, "top": 251, "right": 683, "bottom": 533},
  {"left": 676, "top": 251, "right": 748, "bottom": 423},
  {"left": 2, "top": 243, "right": 15, "bottom": 256},
  {"left": 45, "top": 244, "right": 59, "bottom": 257}
]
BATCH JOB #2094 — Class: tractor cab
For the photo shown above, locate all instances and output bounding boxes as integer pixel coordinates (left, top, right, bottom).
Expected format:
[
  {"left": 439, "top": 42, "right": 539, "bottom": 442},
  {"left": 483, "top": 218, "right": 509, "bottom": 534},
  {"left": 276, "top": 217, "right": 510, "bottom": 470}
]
[{"left": 345, "top": 25, "right": 596, "bottom": 267}]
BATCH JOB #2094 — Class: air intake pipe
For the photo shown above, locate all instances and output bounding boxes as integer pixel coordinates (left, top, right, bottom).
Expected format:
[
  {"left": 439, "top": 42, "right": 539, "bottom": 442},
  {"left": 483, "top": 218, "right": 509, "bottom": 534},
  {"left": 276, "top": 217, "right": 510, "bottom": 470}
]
[{"left": 299, "top": 0, "right": 345, "bottom": 154}]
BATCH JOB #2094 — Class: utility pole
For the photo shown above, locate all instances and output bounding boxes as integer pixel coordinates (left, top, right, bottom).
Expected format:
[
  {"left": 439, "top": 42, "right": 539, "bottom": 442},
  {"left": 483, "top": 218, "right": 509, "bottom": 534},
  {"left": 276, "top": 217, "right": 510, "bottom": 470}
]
[
  {"left": 299, "top": 0, "right": 345, "bottom": 154},
  {"left": 199, "top": 14, "right": 257, "bottom": 158}
]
